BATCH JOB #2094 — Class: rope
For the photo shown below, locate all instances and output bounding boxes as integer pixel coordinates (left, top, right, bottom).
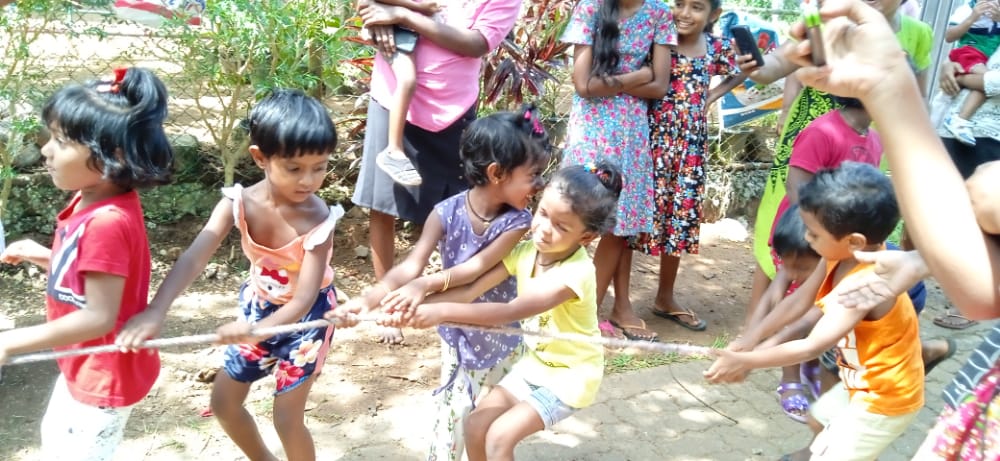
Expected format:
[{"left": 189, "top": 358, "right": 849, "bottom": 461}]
[{"left": 5, "top": 317, "right": 714, "bottom": 366}]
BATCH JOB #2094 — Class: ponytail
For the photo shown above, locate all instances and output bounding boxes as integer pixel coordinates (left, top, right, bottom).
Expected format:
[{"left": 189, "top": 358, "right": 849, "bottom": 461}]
[
  {"left": 548, "top": 160, "right": 623, "bottom": 234},
  {"left": 590, "top": 0, "right": 623, "bottom": 84},
  {"left": 42, "top": 67, "right": 173, "bottom": 190}
]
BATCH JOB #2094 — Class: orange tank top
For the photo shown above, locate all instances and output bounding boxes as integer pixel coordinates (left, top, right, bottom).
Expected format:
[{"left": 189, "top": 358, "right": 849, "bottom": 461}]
[
  {"left": 816, "top": 260, "right": 924, "bottom": 416},
  {"left": 223, "top": 185, "right": 341, "bottom": 305}
]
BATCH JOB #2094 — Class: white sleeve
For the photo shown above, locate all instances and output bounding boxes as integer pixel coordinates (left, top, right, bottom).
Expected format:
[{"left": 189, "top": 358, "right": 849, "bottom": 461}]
[{"left": 948, "top": 4, "right": 972, "bottom": 25}]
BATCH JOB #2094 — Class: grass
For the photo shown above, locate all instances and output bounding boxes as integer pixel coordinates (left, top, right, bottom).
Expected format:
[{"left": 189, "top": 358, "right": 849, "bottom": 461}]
[{"left": 603, "top": 332, "right": 735, "bottom": 374}]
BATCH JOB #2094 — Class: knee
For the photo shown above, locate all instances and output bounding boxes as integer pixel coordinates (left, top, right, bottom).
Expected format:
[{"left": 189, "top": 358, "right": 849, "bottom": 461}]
[
  {"left": 210, "top": 388, "right": 241, "bottom": 418},
  {"left": 483, "top": 428, "right": 518, "bottom": 459},
  {"left": 272, "top": 404, "right": 305, "bottom": 433},
  {"left": 463, "top": 410, "right": 491, "bottom": 446}
]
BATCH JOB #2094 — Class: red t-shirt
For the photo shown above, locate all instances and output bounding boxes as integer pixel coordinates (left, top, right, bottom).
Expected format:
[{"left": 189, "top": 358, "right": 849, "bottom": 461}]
[
  {"left": 770, "top": 110, "right": 883, "bottom": 243},
  {"left": 47, "top": 191, "right": 160, "bottom": 407}
]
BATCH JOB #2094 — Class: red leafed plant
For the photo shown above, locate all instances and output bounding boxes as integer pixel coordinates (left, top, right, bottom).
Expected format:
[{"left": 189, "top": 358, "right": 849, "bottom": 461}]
[{"left": 480, "top": 0, "right": 577, "bottom": 110}]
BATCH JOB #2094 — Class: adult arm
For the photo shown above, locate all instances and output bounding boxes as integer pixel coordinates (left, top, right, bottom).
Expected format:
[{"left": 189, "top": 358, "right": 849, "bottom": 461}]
[
  {"left": 624, "top": 44, "right": 672, "bottom": 99},
  {"left": 360, "top": 0, "right": 517, "bottom": 57},
  {"left": 571, "top": 45, "right": 653, "bottom": 98}
]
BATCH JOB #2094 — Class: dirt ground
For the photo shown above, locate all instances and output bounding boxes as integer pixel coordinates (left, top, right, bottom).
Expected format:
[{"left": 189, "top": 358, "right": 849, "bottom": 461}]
[{"left": 0, "top": 213, "right": 760, "bottom": 460}]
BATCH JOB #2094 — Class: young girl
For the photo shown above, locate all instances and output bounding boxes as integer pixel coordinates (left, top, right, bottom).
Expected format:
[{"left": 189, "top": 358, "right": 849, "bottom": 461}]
[
  {"left": 561, "top": 0, "right": 676, "bottom": 341},
  {"left": 116, "top": 89, "right": 341, "bottom": 461},
  {"left": 620, "top": 0, "right": 745, "bottom": 335},
  {"left": 393, "top": 162, "right": 622, "bottom": 461},
  {"left": 0, "top": 67, "right": 173, "bottom": 460},
  {"left": 345, "top": 105, "right": 550, "bottom": 461}
]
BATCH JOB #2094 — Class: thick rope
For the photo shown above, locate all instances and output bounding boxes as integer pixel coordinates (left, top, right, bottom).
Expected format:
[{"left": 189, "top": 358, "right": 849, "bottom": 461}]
[{"left": 5, "top": 317, "right": 713, "bottom": 365}]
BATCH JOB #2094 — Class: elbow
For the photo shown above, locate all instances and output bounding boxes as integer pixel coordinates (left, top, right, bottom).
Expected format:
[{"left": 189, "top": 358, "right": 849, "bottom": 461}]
[
  {"left": 573, "top": 79, "right": 592, "bottom": 98},
  {"left": 649, "top": 80, "right": 670, "bottom": 99}
]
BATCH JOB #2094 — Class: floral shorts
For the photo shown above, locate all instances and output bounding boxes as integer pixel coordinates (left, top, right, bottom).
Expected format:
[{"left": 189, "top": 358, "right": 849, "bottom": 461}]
[{"left": 222, "top": 283, "right": 335, "bottom": 395}]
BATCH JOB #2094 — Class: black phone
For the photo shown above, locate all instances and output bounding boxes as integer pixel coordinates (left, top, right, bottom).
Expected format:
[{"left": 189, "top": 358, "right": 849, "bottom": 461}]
[
  {"left": 730, "top": 25, "right": 765, "bottom": 68},
  {"left": 393, "top": 26, "right": 419, "bottom": 54}
]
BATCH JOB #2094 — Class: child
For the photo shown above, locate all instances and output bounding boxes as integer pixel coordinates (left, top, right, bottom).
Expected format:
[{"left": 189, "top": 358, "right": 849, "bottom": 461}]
[
  {"left": 560, "top": 0, "right": 675, "bottom": 341},
  {"left": 393, "top": 162, "right": 622, "bottom": 461},
  {"left": 621, "top": 0, "right": 747, "bottom": 334},
  {"left": 117, "top": 89, "right": 341, "bottom": 461},
  {"left": 344, "top": 105, "right": 550, "bottom": 461},
  {"left": 706, "top": 162, "right": 924, "bottom": 461},
  {"left": 0, "top": 67, "right": 173, "bottom": 460},
  {"left": 361, "top": 0, "right": 441, "bottom": 186},
  {"left": 942, "top": 0, "right": 1000, "bottom": 145}
]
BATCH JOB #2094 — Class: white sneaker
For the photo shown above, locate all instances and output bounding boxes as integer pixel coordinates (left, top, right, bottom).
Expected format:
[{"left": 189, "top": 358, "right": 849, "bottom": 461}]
[{"left": 945, "top": 115, "right": 977, "bottom": 146}]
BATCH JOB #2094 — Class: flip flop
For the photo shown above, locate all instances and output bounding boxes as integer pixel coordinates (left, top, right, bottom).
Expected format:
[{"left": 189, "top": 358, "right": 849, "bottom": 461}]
[
  {"left": 925, "top": 338, "right": 957, "bottom": 375},
  {"left": 375, "top": 150, "right": 423, "bottom": 186},
  {"left": 598, "top": 320, "right": 625, "bottom": 340},
  {"left": 609, "top": 319, "right": 659, "bottom": 342},
  {"left": 933, "top": 313, "right": 977, "bottom": 330},
  {"left": 651, "top": 306, "right": 707, "bottom": 331}
]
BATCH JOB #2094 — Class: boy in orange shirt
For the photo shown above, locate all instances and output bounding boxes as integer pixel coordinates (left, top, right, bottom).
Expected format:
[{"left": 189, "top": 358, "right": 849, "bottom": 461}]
[{"left": 705, "top": 161, "right": 923, "bottom": 461}]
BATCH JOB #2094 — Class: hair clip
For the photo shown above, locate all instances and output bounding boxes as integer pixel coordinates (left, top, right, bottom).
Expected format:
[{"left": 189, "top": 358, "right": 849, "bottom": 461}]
[
  {"left": 583, "top": 162, "right": 610, "bottom": 182},
  {"left": 524, "top": 109, "right": 544, "bottom": 135}
]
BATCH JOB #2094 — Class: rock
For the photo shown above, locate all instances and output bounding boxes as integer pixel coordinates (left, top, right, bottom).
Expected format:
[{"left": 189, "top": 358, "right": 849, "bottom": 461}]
[
  {"left": 702, "top": 218, "right": 749, "bottom": 243},
  {"left": 204, "top": 262, "right": 229, "bottom": 279},
  {"left": 12, "top": 144, "right": 41, "bottom": 168},
  {"left": 354, "top": 245, "right": 370, "bottom": 259},
  {"left": 345, "top": 206, "right": 367, "bottom": 220}
]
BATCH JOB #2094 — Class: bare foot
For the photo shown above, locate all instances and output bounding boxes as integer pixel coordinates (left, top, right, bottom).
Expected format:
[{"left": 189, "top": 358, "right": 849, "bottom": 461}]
[
  {"left": 922, "top": 338, "right": 956, "bottom": 375},
  {"left": 375, "top": 325, "right": 405, "bottom": 345}
]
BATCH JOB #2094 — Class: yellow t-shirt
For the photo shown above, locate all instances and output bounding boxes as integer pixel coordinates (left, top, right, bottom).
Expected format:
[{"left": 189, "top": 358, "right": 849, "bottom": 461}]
[
  {"left": 502, "top": 241, "right": 604, "bottom": 408},
  {"left": 816, "top": 260, "right": 925, "bottom": 416}
]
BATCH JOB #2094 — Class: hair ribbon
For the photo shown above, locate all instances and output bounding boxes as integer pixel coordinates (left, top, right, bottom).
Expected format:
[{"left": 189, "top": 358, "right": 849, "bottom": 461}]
[
  {"left": 524, "top": 110, "right": 544, "bottom": 135},
  {"left": 98, "top": 67, "right": 128, "bottom": 94}
]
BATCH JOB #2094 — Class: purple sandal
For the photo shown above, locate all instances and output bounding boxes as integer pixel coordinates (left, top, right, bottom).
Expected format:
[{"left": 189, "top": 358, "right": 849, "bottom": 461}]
[{"left": 777, "top": 382, "right": 810, "bottom": 424}]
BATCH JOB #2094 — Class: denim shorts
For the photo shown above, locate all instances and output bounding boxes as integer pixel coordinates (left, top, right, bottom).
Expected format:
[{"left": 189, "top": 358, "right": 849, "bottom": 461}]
[{"left": 498, "top": 366, "right": 577, "bottom": 428}]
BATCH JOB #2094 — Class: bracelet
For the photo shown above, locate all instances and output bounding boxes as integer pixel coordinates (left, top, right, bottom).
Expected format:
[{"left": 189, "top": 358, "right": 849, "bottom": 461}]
[{"left": 440, "top": 270, "right": 452, "bottom": 293}]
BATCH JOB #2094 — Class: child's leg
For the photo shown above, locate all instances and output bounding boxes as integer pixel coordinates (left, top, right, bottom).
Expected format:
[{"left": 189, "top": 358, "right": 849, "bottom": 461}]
[
  {"left": 777, "top": 364, "right": 810, "bottom": 423},
  {"left": 481, "top": 401, "right": 546, "bottom": 461},
  {"left": 386, "top": 52, "right": 416, "bottom": 156},
  {"left": 958, "top": 89, "right": 987, "bottom": 121},
  {"left": 464, "top": 386, "right": 520, "bottom": 461},
  {"left": 211, "top": 372, "right": 278, "bottom": 461},
  {"left": 272, "top": 376, "right": 318, "bottom": 461},
  {"left": 40, "top": 374, "right": 134, "bottom": 461},
  {"left": 809, "top": 388, "right": 918, "bottom": 460}
]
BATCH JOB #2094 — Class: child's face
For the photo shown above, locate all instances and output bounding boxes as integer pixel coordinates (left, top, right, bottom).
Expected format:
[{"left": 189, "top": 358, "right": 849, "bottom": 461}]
[
  {"left": 672, "top": 0, "right": 720, "bottom": 37},
  {"left": 254, "top": 149, "right": 330, "bottom": 203},
  {"left": 800, "top": 210, "right": 855, "bottom": 261},
  {"left": 779, "top": 253, "right": 821, "bottom": 284},
  {"left": 530, "top": 188, "right": 593, "bottom": 256},
  {"left": 497, "top": 157, "right": 547, "bottom": 210},
  {"left": 41, "top": 124, "right": 103, "bottom": 192}
]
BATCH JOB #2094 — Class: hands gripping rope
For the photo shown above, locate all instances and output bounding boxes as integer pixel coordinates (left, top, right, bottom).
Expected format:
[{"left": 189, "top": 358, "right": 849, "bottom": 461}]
[{"left": 5, "top": 316, "right": 713, "bottom": 366}]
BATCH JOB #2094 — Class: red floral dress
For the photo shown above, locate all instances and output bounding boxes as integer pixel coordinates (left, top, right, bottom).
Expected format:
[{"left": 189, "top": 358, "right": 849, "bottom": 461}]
[{"left": 632, "top": 34, "right": 737, "bottom": 256}]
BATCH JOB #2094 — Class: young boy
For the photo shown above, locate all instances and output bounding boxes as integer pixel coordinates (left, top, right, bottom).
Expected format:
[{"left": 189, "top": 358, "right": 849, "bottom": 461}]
[
  {"left": 943, "top": 0, "right": 1000, "bottom": 145},
  {"left": 707, "top": 162, "right": 924, "bottom": 461},
  {"left": 360, "top": 0, "right": 441, "bottom": 186}
]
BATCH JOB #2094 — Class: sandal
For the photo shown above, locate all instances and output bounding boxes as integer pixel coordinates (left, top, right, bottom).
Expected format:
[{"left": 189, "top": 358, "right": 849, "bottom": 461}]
[
  {"left": 598, "top": 320, "right": 625, "bottom": 340},
  {"left": 651, "top": 306, "right": 707, "bottom": 331},
  {"left": 933, "top": 313, "right": 977, "bottom": 330},
  {"left": 376, "top": 149, "right": 423, "bottom": 186},
  {"left": 609, "top": 319, "right": 659, "bottom": 342},
  {"left": 776, "top": 382, "right": 810, "bottom": 424}
]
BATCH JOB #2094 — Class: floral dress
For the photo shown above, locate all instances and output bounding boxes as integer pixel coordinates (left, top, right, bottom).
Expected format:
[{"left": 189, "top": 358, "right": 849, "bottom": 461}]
[
  {"left": 560, "top": 0, "right": 677, "bottom": 236},
  {"left": 632, "top": 33, "right": 738, "bottom": 256}
]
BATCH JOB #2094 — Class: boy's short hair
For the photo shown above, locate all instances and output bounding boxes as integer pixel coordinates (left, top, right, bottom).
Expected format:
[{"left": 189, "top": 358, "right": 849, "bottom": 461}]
[
  {"left": 798, "top": 162, "right": 899, "bottom": 244},
  {"left": 832, "top": 95, "right": 865, "bottom": 110},
  {"left": 247, "top": 89, "right": 337, "bottom": 158},
  {"left": 773, "top": 204, "right": 819, "bottom": 259}
]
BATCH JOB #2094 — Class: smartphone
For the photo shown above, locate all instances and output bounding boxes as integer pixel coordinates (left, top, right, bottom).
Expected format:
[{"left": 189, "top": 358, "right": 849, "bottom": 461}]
[
  {"left": 393, "top": 26, "right": 418, "bottom": 55},
  {"left": 731, "top": 25, "right": 765, "bottom": 68}
]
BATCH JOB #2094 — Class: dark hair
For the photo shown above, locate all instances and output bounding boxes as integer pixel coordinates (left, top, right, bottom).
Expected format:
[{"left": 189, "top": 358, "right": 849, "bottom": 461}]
[
  {"left": 42, "top": 67, "right": 173, "bottom": 189},
  {"left": 773, "top": 204, "right": 819, "bottom": 259},
  {"left": 832, "top": 95, "right": 865, "bottom": 110},
  {"left": 590, "top": 0, "right": 622, "bottom": 84},
  {"left": 704, "top": 0, "right": 723, "bottom": 32},
  {"left": 547, "top": 161, "right": 623, "bottom": 234},
  {"left": 248, "top": 89, "right": 337, "bottom": 158},
  {"left": 798, "top": 162, "right": 899, "bottom": 243},
  {"left": 461, "top": 103, "right": 551, "bottom": 187}
]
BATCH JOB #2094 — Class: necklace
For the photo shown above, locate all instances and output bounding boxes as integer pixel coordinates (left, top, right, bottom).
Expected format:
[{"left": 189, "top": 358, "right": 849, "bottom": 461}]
[
  {"left": 535, "top": 253, "right": 560, "bottom": 268},
  {"left": 467, "top": 195, "right": 496, "bottom": 225}
]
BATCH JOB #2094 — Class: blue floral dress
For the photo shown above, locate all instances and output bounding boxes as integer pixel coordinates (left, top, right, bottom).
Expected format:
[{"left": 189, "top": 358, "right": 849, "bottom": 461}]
[
  {"left": 632, "top": 33, "right": 738, "bottom": 256},
  {"left": 560, "top": 0, "right": 677, "bottom": 236}
]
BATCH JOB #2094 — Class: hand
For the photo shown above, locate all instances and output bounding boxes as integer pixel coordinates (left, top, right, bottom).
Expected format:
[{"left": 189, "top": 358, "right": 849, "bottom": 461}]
[
  {"left": 703, "top": 349, "right": 751, "bottom": 383},
  {"left": 116, "top": 308, "right": 167, "bottom": 352},
  {"left": 0, "top": 239, "right": 47, "bottom": 265},
  {"left": 968, "top": 160, "right": 1000, "bottom": 234},
  {"left": 833, "top": 250, "right": 929, "bottom": 310},
  {"left": 973, "top": 0, "right": 1000, "bottom": 20},
  {"left": 368, "top": 24, "right": 396, "bottom": 56},
  {"left": 0, "top": 334, "right": 9, "bottom": 365},
  {"left": 380, "top": 280, "right": 428, "bottom": 314},
  {"left": 360, "top": 3, "right": 408, "bottom": 27},
  {"left": 784, "top": 0, "right": 913, "bottom": 103},
  {"left": 405, "top": 305, "right": 442, "bottom": 329},
  {"left": 939, "top": 61, "right": 963, "bottom": 96},
  {"left": 727, "top": 335, "right": 755, "bottom": 352},
  {"left": 325, "top": 299, "right": 363, "bottom": 328},
  {"left": 735, "top": 53, "right": 761, "bottom": 75},
  {"left": 215, "top": 320, "right": 257, "bottom": 345}
]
